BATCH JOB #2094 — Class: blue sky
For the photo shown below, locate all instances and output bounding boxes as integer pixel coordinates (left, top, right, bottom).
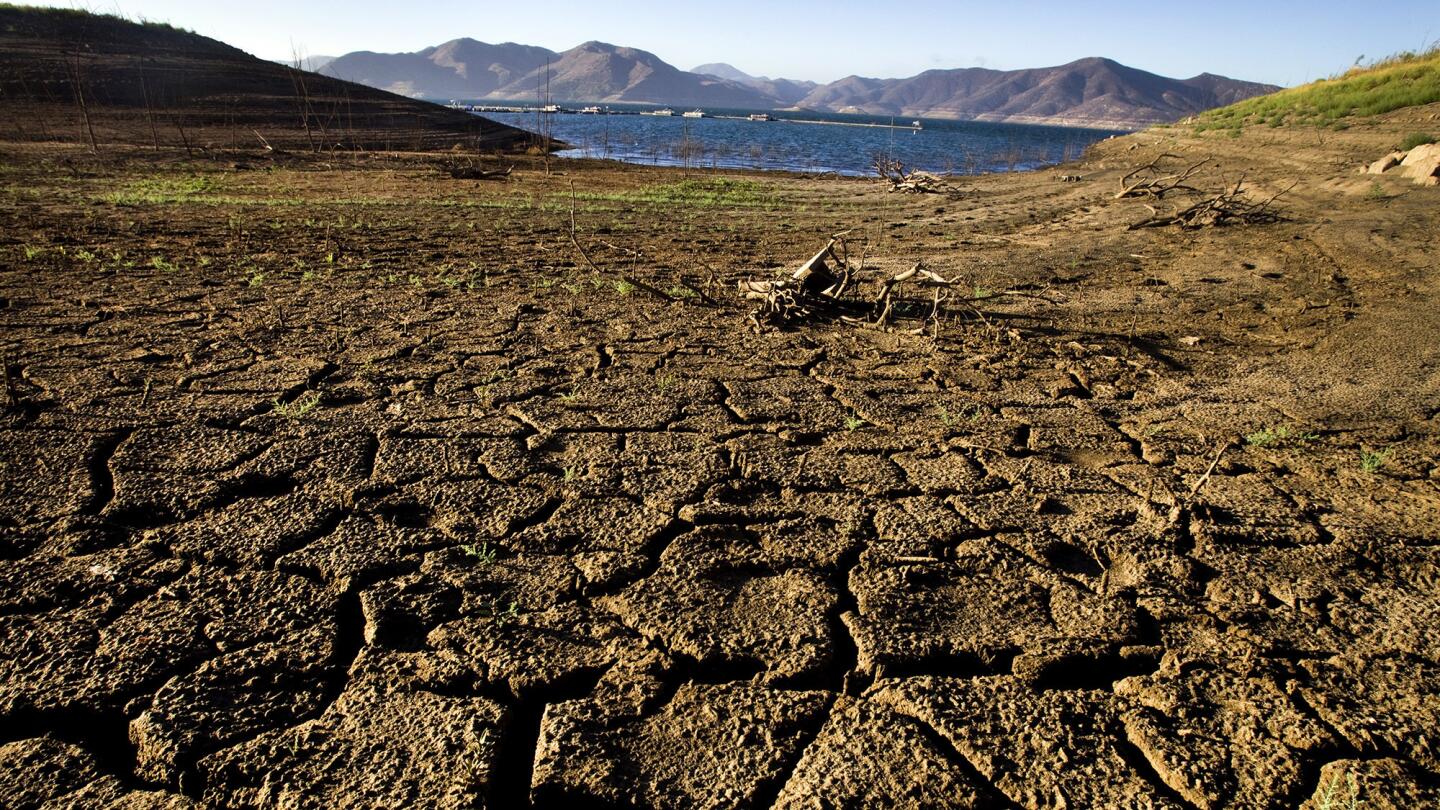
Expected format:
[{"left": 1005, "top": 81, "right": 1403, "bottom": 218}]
[{"left": 41, "top": 1, "right": 1439, "bottom": 86}]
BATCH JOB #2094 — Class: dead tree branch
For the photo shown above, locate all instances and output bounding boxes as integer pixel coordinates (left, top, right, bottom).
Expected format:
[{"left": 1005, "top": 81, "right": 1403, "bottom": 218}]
[
  {"left": 1127, "top": 176, "right": 1295, "bottom": 230},
  {"left": 742, "top": 235, "right": 1050, "bottom": 334},
  {"left": 1116, "top": 154, "right": 1209, "bottom": 199},
  {"left": 443, "top": 160, "right": 512, "bottom": 180},
  {"left": 567, "top": 182, "right": 675, "bottom": 303},
  {"left": 873, "top": 156, "right": 950, "bottom": 193}
]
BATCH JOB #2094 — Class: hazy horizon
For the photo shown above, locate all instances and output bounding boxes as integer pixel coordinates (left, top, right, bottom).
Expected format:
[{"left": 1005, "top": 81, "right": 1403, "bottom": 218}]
[{"left": 26, "top": 0, "right": 1440, "bottom": 87}]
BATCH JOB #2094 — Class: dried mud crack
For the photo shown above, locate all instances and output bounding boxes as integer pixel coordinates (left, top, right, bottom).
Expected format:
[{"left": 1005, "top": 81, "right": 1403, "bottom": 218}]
[{"left": 4, "top": 105, "right": 1440, "bottom": 809}]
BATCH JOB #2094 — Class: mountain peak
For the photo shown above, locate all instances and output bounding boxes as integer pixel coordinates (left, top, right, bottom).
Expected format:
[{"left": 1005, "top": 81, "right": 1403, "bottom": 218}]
[{"left": 693, "top": 62, "right": 758, "bottom": 82}]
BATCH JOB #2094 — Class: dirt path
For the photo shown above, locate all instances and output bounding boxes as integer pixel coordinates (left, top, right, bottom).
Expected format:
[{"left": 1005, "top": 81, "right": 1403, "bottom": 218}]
[{"left": 1, "top": 106, "right": 1438, "bottom": 808}]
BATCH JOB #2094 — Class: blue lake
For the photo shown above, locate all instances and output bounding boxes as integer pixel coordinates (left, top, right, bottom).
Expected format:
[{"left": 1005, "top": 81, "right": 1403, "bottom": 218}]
[{"left": 469, "top": 105, "right": 1127, "bottom": 176}]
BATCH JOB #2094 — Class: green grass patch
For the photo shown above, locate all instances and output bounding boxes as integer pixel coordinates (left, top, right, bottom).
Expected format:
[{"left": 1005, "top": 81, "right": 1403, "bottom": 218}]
[
  {"left": 103, "top": 174, "right": 219, "bottom": 205},
  {"left": 1245, "top": 424, "right": 1318, "bottom": 449},
  {"left": 1400, "top": 132, "right": 1436, "bottom": 150},
  {"left": 575, "top": 177, "right": 782, "bottom": 209},
  {"left": 97, "top": 184, "right": 604, "bottom": 212},
  {"left": 1198, "top": 47, "right": 1440, "bottom": 130}
]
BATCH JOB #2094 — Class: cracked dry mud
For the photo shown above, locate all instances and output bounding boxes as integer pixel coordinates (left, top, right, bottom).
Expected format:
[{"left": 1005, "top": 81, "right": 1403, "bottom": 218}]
[{"left": 3, "top": 107, "right": 1440, "bottom": 809}]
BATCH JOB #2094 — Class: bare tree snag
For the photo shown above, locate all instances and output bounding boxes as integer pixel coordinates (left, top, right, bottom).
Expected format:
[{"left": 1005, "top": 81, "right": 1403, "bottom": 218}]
[
  {"left": 873, "top": 157, "right": 950, "bottom": 193},
  {"left": 64, "top": 52, "right": 98, "bottom": 153}
]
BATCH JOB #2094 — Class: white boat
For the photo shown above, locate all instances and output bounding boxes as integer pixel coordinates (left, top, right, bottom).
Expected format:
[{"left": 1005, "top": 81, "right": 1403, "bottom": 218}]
[
  {"left": 579, "top": 105, "right": 603, "bottom": 114},
  {"left": 649, "top": 107, "right": 675, "bottom": 116},
  {"left": 682, "top": 109, "right": 706, "bottom": 118},
  {"left": 747, "top": 113, "right": 774, "bottom": 121},
  {"left": 540, "top": 104, "right": 561, "bottom": 113}
]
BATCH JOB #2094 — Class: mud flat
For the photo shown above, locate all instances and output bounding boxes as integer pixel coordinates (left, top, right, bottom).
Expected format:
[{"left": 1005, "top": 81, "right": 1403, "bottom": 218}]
[{"left": 2, "top": 97, "right": 1439, "bottom": 808}]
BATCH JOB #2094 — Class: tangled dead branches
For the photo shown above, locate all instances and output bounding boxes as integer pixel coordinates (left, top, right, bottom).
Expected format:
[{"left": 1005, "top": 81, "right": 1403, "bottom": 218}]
[
  {"left": 741, "top": 235, "right": 1059, "bottom": 335},
  {"left": 740, "top": 234, "right": 854, "bottom": 330},
  {"left": 441, "top": 159, "right": 513, "bottom": 180},
  {"left": 1115, "top": 154, "right": 1209, "bottom": 199},
  {"left": 1127, "top": 176, "right": 1296, "bottom": 230},
  {"left": 872, "top": 156, "right": 950, "bottom": 193},
  {"left": 858, "top": 262, "right": 953, "bottom": 332}
]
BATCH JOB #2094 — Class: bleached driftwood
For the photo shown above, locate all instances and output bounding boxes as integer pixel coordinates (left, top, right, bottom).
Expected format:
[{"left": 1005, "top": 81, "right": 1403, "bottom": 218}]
[{"left": 873, "top": 157, "right": 950, "bottom": 193}]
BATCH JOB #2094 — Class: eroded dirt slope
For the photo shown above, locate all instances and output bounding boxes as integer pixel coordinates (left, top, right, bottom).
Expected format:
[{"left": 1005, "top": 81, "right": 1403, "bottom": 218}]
[{"left": 1, "top": 105, "right": 1438, "bottom": 808}]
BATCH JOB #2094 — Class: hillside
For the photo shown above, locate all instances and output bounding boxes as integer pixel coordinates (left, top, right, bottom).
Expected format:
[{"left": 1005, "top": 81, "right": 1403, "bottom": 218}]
[
  {"left": 325, "top": 40, "right": 778, "bottom": 108},
  {"left": 323, "top": 38, "right": 561, "bottom": 99},
  {"left": 1196, "top": 46, "right": 1440, "bottom": 130},
  {"left": 495, "top": 41, "right": 776, "bottom": 107},
  {"left": 0, "top": 5, "right": 534, "bottom": 151},
  {"left": 797, "top": 57, "right": 1279, "bottom": 127}
]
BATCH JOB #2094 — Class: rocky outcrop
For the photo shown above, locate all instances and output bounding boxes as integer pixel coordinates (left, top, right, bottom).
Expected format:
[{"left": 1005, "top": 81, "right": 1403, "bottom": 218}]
[{"left": 1362, "top": 143, "right": 1440, "bottom": 185}]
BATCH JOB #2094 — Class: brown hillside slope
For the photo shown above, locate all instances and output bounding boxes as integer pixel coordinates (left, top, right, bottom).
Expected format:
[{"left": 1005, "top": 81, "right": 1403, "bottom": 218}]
[{"left": 0, "top": 5, "right": 534, "bottom": 152}]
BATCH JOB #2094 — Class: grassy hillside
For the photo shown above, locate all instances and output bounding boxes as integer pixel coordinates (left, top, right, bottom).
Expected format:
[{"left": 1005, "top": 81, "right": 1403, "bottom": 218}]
[{"left": 1197, "top": 46, "right": 1440, "bottom": 131}]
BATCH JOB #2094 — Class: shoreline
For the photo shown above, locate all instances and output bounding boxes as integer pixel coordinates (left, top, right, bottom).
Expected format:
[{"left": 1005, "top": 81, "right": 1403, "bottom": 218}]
[{"left": 448, "top": 102, "right": 1143, "bottom": 133}]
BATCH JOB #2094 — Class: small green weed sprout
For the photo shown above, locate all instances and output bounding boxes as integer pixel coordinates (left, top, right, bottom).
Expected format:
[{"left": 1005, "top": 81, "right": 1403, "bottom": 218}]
[
  {"left": 1366, "top": 181, "right": 1387, "bottom": 200},
  {"left": 845, "top": 415, "right": 866, "bottom": 431},
  {"left": 1360, "top": 447, "right": 1394, "bottom": 474},
  {"left": 248, "top": 271, "right": 267, "bottom": 288},
  {"left": 150, "top": 256, "right": 178, "bottom": 272},
  {"left": 478, "top": 369, "right": 512, "bottom": 387},
  {"left": 23, "top": 245, "right": 43, "bottom": 260},
  {"left": 613, "top": 278, "right": 636, "bottom": 296},
  {"left": 272, "top": 391, "right": 321, "bottom": 419},
  {"left": 667, "top": 284, "right": 699, "bottom": 299},
  {"left": 486, "top": 600, "right": 519, "bottom": 627},
  {"left": 1313, "top": 770, "right": 1361, "bottom": 810},
  {"left": 936, "top": 405, "right": 958, "bottom": 429},
  {"left": 1245, "top": 424, "right": 1318, "bottom": 448},
  {"left": 461, "top": 542, "right": 497, "bottom": 565}
]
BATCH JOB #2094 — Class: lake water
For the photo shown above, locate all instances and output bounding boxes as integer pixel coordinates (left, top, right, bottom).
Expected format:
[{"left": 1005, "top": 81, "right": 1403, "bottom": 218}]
[{"left": 471, "top": 105, "right": 1127, "bottom": 176}]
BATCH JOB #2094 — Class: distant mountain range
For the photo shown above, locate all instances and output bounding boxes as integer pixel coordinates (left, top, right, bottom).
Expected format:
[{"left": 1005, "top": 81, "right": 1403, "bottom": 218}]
[{"left": 321, "top": 40, "right": 1279, "bottom": 128}]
